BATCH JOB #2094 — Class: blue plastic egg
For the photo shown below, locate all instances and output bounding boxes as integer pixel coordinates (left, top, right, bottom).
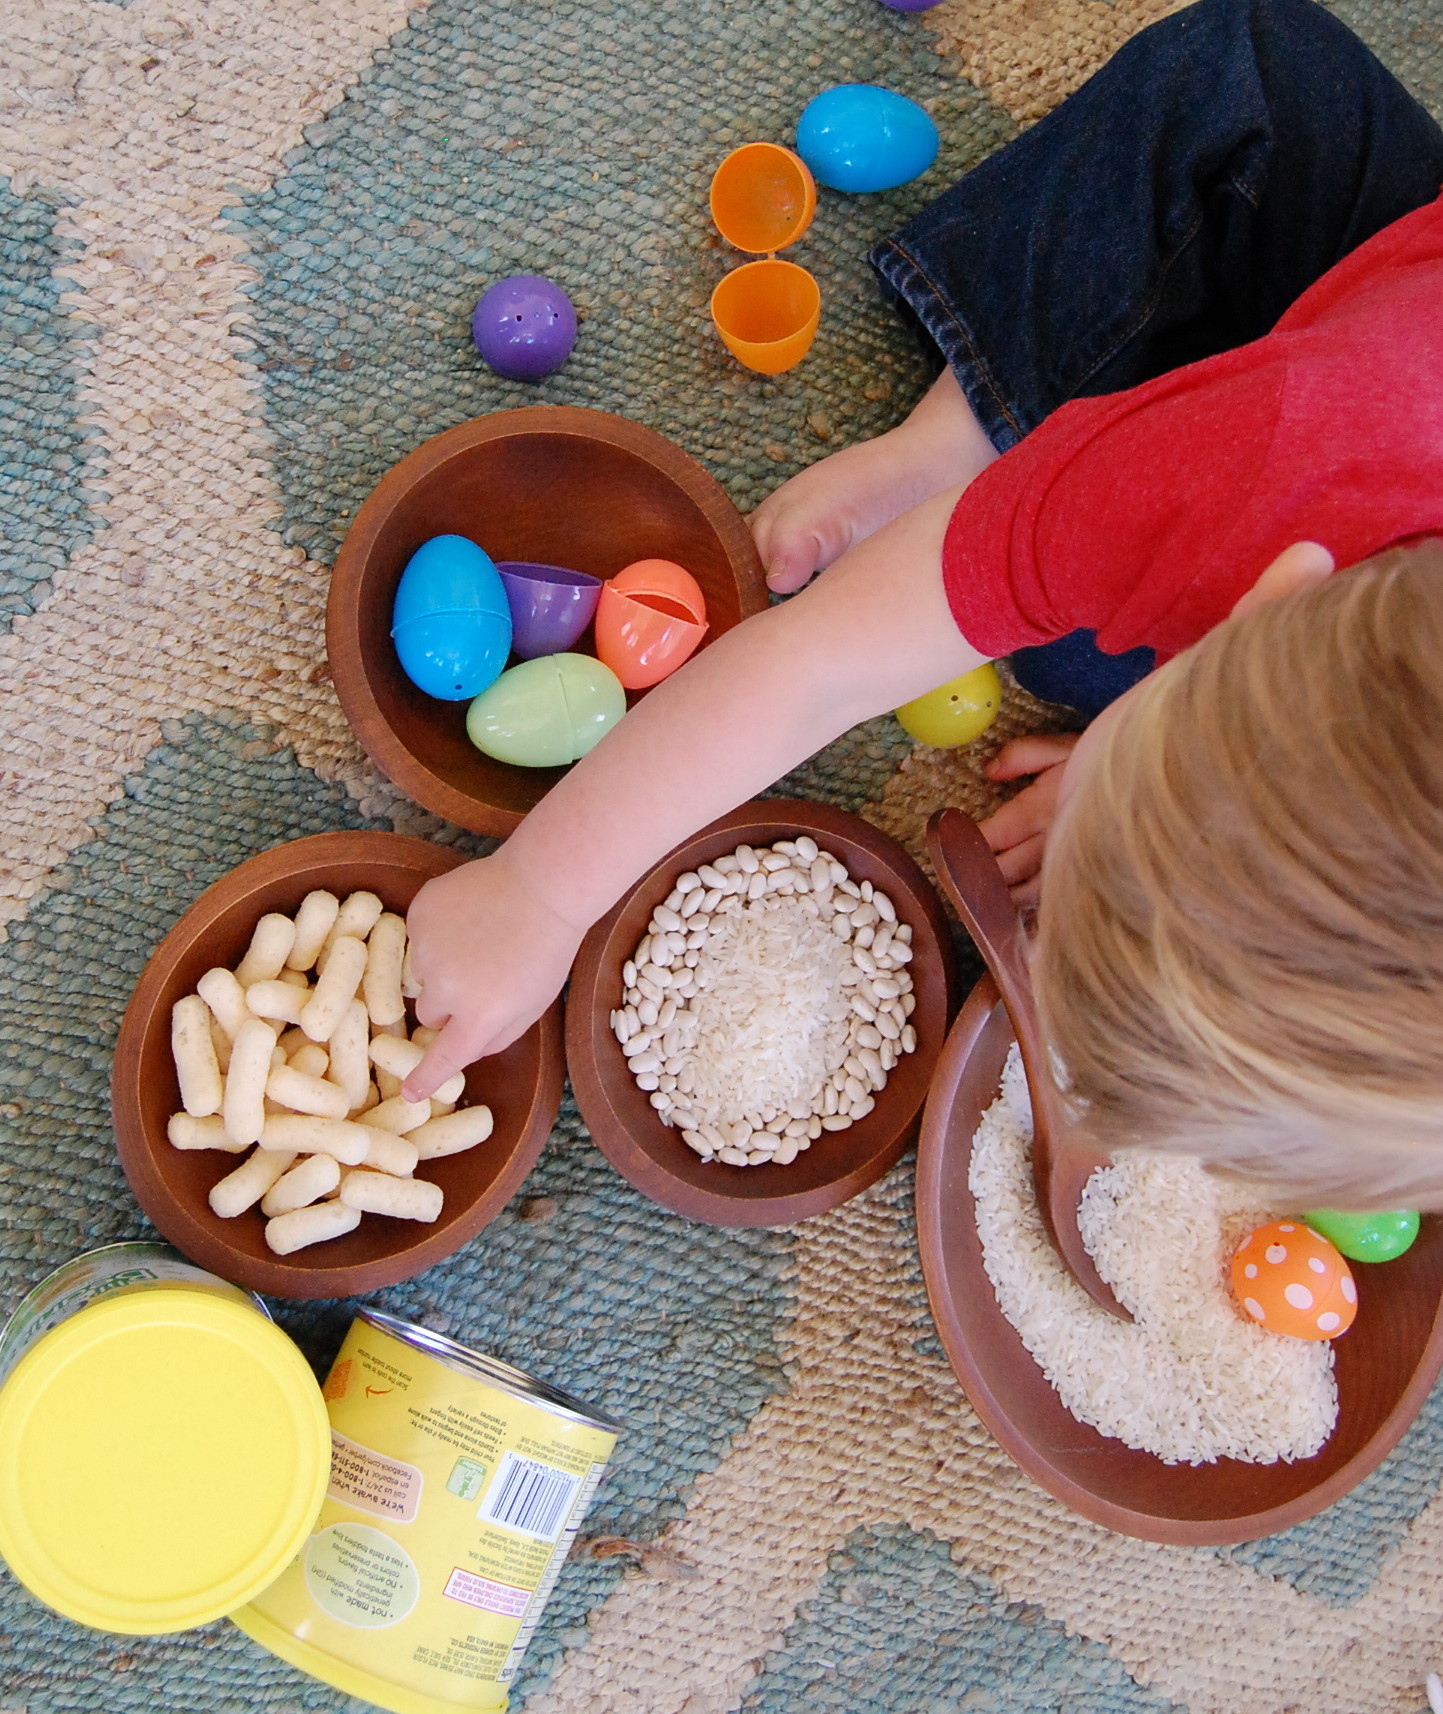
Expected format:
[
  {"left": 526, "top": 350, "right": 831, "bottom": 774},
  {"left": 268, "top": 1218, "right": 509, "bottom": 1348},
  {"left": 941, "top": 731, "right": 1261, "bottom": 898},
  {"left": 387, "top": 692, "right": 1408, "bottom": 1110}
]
[
  {"left": 466, "top": 654, "right": 626, "bottom": 768},
  {"left": 391, "top": 535, "right": 512, "bottom": 702},
  {"left": 795, "top": 85, "right": 939, "bottom": 194}
]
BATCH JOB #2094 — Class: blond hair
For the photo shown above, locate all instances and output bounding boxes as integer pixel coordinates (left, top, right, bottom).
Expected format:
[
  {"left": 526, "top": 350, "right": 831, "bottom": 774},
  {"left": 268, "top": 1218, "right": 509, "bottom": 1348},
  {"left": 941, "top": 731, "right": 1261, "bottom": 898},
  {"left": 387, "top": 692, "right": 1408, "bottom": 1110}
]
[{"left": 1035, "top": 541, "right": 1443, "bottom": 1210}]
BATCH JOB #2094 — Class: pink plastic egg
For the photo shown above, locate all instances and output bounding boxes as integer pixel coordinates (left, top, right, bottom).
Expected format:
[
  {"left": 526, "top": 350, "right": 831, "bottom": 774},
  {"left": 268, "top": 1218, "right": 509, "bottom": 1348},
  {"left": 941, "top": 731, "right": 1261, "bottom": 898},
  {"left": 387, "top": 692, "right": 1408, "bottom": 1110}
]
[{"left": 595, "top": 559, "right": 709, "bottom": 691}]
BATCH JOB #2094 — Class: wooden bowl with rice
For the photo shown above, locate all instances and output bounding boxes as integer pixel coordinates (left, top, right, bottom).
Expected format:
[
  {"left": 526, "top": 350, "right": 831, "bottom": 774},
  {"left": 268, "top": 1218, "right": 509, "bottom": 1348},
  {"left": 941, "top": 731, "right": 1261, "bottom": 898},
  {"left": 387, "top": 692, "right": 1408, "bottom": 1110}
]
[
  {"left": 916, "top": 975, "right": 1443, "bottom": 1545},
  {"left": 567, "top": 800, "right": 957, "bottom": 1227}
]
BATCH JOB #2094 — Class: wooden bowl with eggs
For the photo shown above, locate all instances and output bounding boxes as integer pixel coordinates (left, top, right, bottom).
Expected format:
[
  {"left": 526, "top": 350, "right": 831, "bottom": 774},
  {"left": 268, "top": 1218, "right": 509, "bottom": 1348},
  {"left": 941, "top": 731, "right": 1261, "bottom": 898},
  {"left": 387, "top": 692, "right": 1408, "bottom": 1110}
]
[
  {"left": 916, "top": 975, "right": 1443, "bottom": 1545},
  {"left": 112, "top": 832, "right": 564, "bottom": 1299},
  {"left": 328, "top": 406, "right": 768, "bottom": 839},
  {"left": 566, "top": 799, "right": 957, "bottom": 1227}
]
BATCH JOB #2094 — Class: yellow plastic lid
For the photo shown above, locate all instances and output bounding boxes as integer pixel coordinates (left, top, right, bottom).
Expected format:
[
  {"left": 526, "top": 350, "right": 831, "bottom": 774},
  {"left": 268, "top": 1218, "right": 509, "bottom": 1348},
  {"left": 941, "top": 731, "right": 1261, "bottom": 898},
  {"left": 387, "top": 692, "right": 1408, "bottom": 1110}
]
[{"left": 0, "top": 1289, "right": 330, "bottom": 1635}]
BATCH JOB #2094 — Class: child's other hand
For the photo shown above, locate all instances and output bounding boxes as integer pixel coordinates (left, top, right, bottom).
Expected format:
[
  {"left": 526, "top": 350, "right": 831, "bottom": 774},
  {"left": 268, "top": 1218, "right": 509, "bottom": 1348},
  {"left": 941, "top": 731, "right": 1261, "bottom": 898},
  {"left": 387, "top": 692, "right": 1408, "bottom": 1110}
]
[
  {"left": 978, "top": 734, "right": 1081, "bottom": 908},
  {"left": 400, "top": 854, "right": 584, "bottom": 1101}
]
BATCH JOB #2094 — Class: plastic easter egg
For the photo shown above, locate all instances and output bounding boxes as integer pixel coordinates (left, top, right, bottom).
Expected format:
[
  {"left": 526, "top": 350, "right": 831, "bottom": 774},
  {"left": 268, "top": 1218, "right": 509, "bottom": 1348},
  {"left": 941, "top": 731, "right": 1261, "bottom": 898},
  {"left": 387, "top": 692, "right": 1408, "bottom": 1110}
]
[
  {"left": 895, "top": 664, "right": 1002, "bottom": 746},
  {"left": 595, "top": 559, "right": 709, "bottom": 691},
  {"left": 471, "top": 275, "right": 577, "bottom": 381},
  {"left": 610, "top": 558, "right": 707, "bottom": 619},
  {"left": 796, "top": 85, "right": 940, "bottom": 194},
  {"left": 879, "top": 0, "right": 944, "bottom": 10},
  {"left": 1301, "top": 1208, "right": 1420, "bottom": 1264},
  {"left": 465, "top": 654, "right": 626, "bottom": 768},
  {"left": 496, "top": 561, "right": 603, "bottom": 660},
  {"left": 708, "top": 144, "right": 822, "bottom": 374},
  {"left": 1230, "top": 1221, "right": 1357, "bottom": 1341},
  {"left": 391, "top": 535, "right": 511, "bottom": 701}
]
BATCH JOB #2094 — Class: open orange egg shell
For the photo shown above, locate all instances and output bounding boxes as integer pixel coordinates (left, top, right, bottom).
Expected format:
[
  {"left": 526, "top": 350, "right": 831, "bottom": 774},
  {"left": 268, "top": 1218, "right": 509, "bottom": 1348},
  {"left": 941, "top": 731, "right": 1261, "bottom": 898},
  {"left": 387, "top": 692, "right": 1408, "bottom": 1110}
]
[
  {"left": 710, "top": 143, "right": 816, "bottom": 253},
  {"left": 708, "top": 143, "right": 822, "bottom": 375}
]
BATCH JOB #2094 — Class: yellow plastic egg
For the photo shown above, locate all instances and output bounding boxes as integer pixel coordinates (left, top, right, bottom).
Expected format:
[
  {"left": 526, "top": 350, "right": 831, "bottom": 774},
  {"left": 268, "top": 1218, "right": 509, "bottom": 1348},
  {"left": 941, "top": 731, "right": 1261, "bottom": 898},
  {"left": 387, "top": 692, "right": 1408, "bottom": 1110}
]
[{"left": 895, "top": 664, "right": 1002, "bottom": 747}]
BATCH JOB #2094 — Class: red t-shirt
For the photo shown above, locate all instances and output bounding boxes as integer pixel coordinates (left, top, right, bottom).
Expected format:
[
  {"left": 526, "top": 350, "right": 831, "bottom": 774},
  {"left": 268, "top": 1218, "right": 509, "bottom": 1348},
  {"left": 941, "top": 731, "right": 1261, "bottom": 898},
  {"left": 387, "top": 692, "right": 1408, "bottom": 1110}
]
[{"left": 943, "top": 195, "right": 1443, "bottom": 660}]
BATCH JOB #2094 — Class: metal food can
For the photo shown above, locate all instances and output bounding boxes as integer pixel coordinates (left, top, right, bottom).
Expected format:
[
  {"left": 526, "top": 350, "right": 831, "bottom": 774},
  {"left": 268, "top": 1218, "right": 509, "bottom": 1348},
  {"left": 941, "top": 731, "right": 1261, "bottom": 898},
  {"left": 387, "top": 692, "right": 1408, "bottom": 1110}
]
[
  {"left": 0, "top": 1242, "right": 330, "bottom": 1634},
  {"left": 234, "top": 1308, "right": 622, "bottom": 1714}
]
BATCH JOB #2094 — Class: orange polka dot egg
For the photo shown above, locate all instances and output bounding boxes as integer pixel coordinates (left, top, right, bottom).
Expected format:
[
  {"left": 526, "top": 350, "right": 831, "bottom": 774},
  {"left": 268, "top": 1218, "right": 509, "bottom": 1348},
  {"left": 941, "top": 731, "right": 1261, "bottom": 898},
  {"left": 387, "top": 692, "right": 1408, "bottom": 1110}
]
[{"left": 1229, "top": 1221, "right": 1358, "bottom": 1341}]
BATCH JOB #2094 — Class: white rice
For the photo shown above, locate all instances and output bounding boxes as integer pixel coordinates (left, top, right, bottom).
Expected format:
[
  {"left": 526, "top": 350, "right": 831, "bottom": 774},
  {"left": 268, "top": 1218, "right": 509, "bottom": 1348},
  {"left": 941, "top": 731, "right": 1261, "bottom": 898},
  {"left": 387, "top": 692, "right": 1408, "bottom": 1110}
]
[
  {"left": 969, "top": 1047, "right": 1338, "bottom": 1464},
  {"left": 683, "top": 899, "right": 853, "bottom": 1119}
]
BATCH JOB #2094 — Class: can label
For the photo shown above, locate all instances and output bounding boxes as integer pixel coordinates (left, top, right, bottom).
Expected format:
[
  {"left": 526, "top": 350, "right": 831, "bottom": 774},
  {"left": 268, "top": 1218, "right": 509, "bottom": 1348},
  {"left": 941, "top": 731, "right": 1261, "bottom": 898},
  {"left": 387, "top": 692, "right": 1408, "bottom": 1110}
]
[
  {"left": 245, "top": 1317, "right": 618, "bottom": 1708},
  {"left": 0, "top": 1241, "right": 263, "bottom": 1388}
]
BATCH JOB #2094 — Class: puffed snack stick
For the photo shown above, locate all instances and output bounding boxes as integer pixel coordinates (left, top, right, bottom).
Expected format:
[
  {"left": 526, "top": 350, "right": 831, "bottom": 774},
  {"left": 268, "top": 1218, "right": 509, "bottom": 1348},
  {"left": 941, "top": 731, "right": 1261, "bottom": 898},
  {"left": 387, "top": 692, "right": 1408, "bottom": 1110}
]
[
  {"left": 265, "top": 1200, "right": 362, "bottom": 1255},
  {"left": 235, "top": 913, "right": 297, "bottom": 988},
  {"left": 223, "top": 1018, "right": 278, "bottom": 1148},
  {"left": 209, "top": 1146, "right": 297, "bottom": 1218},
  {"left": 171, "top": 995, "right": 223, "bottom": 1118},
  {"left": 258, "top": 1113, "right": 373, "bottom": 1166},
  {"left": 409, "top": 1106, "right": 494, "bottom": 1161},
  {"left": 300, "top": 935, "right": 367, "bottom": 1044},
  {"left": 286, "top": 890, "right": 339, "bottom": 973},
  {"left": 340, "top": 1171, "right": 444, "bottom": 1223}
]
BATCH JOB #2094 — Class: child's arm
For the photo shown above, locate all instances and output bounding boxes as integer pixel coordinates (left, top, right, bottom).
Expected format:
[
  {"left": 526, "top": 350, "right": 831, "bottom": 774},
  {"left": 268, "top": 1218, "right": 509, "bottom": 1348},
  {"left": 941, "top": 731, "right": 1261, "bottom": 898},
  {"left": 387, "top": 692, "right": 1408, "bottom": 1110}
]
[{"left": 403, "top": 482, "right": 988, "bottom": 1098}]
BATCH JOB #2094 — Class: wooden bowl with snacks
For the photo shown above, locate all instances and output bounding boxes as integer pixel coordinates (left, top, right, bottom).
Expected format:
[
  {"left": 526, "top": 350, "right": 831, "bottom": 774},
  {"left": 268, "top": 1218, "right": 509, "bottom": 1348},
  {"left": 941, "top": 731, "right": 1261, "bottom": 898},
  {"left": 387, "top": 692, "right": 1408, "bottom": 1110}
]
[
  {"left": 566, "top": 800, "right": 957, "bottom": 1227},
  {"left": 916, "top": 975, "right": 1443, "bottom": 1545},
  {"left": 113, "top": 832, "right": 564, "bottom": 1299},
  {"left": 328, "top": 405, "right": 768, "bottom": 839}
]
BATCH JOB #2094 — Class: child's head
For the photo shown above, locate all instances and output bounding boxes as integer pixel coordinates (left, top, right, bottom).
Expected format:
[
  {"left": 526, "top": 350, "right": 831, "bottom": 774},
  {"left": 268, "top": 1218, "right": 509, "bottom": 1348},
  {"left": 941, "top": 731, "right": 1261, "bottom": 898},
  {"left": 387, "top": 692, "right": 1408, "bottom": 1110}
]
[{"left": 1034, "top": 540, "right": 1443, "bottom": 1209}]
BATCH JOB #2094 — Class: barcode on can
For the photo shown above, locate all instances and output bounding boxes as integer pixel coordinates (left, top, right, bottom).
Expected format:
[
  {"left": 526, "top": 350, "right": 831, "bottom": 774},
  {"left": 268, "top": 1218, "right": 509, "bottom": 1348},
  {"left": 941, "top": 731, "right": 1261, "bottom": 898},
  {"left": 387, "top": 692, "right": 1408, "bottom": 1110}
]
[{"left": 478, "top": 1451, "right": 582, "bottom": 1543}]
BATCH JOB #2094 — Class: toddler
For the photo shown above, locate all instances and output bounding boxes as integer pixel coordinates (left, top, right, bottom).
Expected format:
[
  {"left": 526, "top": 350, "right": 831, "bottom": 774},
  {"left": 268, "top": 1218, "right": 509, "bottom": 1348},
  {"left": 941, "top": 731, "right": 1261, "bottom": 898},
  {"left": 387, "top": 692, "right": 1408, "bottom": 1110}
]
[{"left": 405, "top": 0, "right": 1443, "bottom": 1207}]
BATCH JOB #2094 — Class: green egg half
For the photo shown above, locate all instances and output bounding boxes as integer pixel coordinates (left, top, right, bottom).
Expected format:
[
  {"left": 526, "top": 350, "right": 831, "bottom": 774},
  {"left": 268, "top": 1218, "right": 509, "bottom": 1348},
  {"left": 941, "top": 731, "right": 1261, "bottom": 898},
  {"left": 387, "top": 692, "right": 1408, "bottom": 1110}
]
[
  {"left": 465, "top": 653, "right": 626, "bottom": 768},
  {"left": 1302, "top": 1208, "right": 1420, "bottom": 1263}
]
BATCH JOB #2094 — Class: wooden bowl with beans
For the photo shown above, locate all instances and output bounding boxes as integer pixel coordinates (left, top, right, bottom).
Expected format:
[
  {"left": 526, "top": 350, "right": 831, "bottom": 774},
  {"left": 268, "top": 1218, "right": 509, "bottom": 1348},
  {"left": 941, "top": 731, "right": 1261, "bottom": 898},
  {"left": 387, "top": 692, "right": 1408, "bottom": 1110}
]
[
  {"left": 113, "top": 832, "right": 564, "bottom": 1299},
  {"left": 328, "top": 405, "right": 767, "bottom": 839},
  {"left": 566, "top": 800, "right": 957, "bottom": 1227}
]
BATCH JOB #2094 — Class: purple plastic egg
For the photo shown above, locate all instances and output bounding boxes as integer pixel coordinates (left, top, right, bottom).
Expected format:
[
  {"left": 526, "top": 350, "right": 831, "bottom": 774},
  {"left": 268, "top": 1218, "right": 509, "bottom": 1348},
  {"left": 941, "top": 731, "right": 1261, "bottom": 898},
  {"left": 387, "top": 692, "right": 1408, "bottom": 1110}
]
[
  {"left": 878, "top": 0, "right": 945, "bottom": 10},
  {"left": 497, "top": 561, "right": 603, "bottom": 659},
  {"left": 471, "top": 275, "right": 577, "bottom": 381}
]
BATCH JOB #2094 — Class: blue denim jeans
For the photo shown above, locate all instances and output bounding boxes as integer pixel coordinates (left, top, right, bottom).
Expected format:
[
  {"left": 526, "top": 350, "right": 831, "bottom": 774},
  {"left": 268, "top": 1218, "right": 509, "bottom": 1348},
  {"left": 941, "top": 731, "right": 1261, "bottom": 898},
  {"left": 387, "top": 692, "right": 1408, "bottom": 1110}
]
[{"left": 871, "top": 0, "right": 1443, "bottom": 719}]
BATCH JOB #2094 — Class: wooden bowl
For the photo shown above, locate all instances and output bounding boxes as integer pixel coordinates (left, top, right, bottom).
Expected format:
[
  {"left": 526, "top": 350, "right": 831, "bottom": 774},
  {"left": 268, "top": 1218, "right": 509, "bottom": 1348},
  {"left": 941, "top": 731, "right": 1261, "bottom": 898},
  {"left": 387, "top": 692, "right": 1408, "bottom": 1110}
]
[
  {"left": 567, "top": 801, "right": 957, "bottom": 1227},
  {"left": 112, "top": 833, "right": 564, "bottom": 1299},
  {"left": 916, "top": 976, "right": 1443, "bottom": 1545},
  {"left": 328, "top": 406, "right": 767, "bottom": 837}
]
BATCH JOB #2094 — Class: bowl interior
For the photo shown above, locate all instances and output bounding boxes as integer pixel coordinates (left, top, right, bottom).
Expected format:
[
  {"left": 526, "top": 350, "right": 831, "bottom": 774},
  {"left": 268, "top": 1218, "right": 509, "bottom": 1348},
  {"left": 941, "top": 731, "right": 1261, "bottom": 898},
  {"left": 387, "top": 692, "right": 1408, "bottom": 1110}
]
[
  {"left": 330, "top": 408, "right": 766, "bottom": 837},
  {"left": 917, "top": 979, "right": 1443, "bottom": 1544},
  {"left": 113, "top": 833, "right": 563, "bottom": 1299},
  {"left": 567, "top": 800, "right": 956, "bottom": 1227}
]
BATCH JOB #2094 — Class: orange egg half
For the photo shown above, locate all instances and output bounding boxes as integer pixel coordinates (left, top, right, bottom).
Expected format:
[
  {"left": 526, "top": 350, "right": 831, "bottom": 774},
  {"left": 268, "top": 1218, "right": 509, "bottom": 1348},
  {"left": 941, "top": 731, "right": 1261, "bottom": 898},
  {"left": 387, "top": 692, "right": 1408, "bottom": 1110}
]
[{"left": 1229, "top": 1220, "right": 1358, "bottom": 1341}]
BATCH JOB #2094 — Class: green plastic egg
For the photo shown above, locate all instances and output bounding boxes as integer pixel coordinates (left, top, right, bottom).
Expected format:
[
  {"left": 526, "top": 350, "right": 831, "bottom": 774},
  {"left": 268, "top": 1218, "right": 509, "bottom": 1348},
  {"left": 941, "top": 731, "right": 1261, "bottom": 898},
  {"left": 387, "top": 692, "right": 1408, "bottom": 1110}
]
[
  {"left": 465, "top": 654, "right": 626, "bottom": 768},
  {"left": 1302, "top": 1208, "right": 1420, "bottom": 1263},
  {"left": 895, "top": 663, "right": 1002, "bottom": 747}
]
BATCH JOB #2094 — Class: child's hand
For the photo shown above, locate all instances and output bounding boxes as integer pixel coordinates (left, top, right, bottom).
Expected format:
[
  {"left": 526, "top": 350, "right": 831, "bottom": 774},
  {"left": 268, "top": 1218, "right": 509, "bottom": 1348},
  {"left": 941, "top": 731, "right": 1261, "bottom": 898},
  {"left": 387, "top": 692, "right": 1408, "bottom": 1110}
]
[
  {"left": 401, "top": 853, "right": 585, "bottom": 1101},
  {"left": 978, "top": 735, "right": 1081, "bottom": 907}
]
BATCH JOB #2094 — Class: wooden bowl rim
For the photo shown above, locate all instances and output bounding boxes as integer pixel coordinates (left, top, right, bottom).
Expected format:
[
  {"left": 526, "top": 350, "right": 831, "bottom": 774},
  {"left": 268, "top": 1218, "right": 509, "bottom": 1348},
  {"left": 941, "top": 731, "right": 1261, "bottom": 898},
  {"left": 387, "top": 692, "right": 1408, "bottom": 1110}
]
[
  {"left": 567, "top": 799, "right": 957, "bottom": 1228},
  {"left": 916, "top": 974, "right": 1443, "bottom": 1545},
  {"left": 112, "top": 831, "right": 564, "bottom": 1299},
  {"left": 328, "top": 405, "right": 767, "bottom": 838}
]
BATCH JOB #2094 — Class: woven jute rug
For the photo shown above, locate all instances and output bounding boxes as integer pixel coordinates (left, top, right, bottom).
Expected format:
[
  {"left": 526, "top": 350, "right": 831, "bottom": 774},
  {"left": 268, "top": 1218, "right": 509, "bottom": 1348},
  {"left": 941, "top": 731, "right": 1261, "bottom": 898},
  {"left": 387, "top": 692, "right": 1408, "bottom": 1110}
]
[{"left": 5, "top": 0, "right": 1443, "bottom": 1709}]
